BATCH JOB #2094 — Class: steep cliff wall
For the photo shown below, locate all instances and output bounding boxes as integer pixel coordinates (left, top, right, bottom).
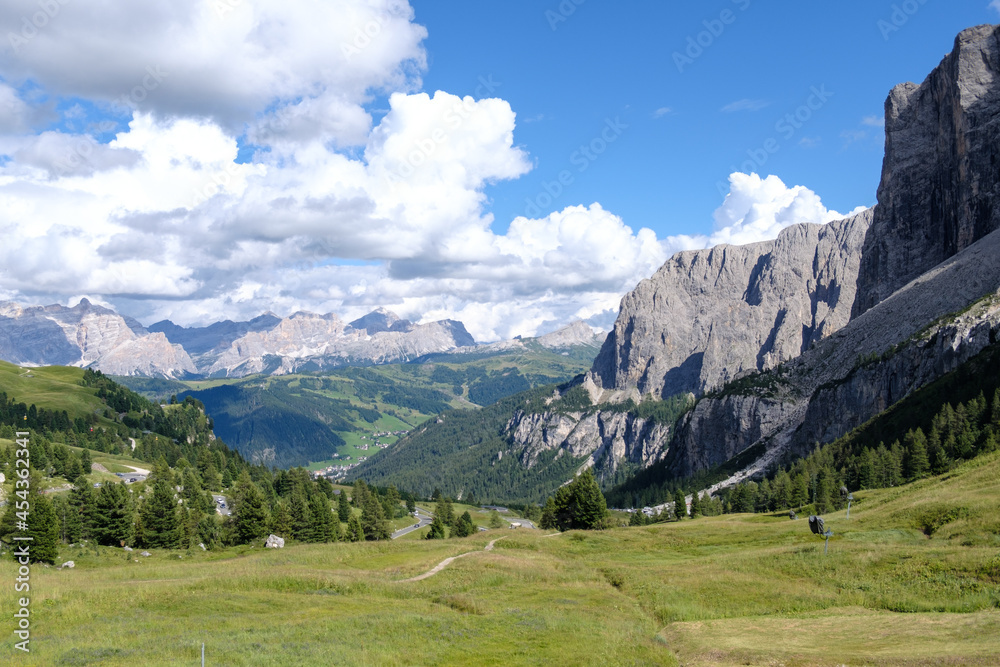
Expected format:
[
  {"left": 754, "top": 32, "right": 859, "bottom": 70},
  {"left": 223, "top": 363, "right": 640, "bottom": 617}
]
[
  {"left": 852, "top": 24, "right": 1000, "bottom": 316},
  {"left": 592, "top": 210, "right": 871, "bottom": 398}
]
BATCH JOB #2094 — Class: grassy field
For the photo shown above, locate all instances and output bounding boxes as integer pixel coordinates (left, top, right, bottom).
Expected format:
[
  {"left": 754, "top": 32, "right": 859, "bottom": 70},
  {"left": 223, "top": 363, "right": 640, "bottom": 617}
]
[
  {"left": 0, "top": 362, "right": 102, "bottom": 421},
  {"left": 1, "top": 451, "right": 998, "bottom": 665}
]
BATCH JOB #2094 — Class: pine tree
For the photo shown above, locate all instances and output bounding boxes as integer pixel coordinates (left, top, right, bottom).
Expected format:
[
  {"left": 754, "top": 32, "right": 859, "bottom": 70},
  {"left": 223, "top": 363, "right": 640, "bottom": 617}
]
[
  {"left": 92, "top": 482, "right": 135, "bottom": 547},
  {"left": 269, "top": 499, "right": 293, "bottom": 538},
  {"left": 361, "top": 494, "right": 390, "bottom": 541},
  {"left": 289, "top": 491, "right": 313, "bottom": 541},
  {"left": 345, "top": 513, "right": 364, "bottom": 542},
  {"left": 539, "top": 497, "right": 557, "bottom": 529},
  {"left": 310, "top": 494, "right": 335, "bottom": 542},
  {"left": 232, "top": 474, "right": 269, "bottom": 544},
  {"left": 453, "top": 511, "right": 476, "bottom": 537},
  {"left": 337, "top": 490, "right": 351, "bottom": 523},
  {"left": 139, "top": 478, "right": 180, "bottom": 548},
  {"left": 488, "top": 510, "right": 504, "bottom": 529},
  {"left": 689, "top": 491, "right": 702, "bottom": 518},
  {"left": 673, "top": 488, "right": 687, "bottom": 520},
  {"left": 548, "top": 469, "right": 608, "bottom": 531},
  {"left": 27, "top": 492, "right": 59, "bottom": 564},
  {"left": 425, "top": 514, "right": 447, "bottom": 539},
  {"left": 814, "top": 467, "right": 833, "bottom": 514},
  {"left": 905, "top": 428, "right": 930, "bottom": 479}
]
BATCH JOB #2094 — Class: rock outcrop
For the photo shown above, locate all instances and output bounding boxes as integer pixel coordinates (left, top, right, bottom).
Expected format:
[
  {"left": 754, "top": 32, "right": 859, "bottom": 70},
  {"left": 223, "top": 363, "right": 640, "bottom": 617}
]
[
  {"left": 592, "top": 209, "right": 872, "bottom": 398},
  {"left": 852, "top": 24, "right": 1000, "bottom": 317},
  {"left": 0, "top": 299, "right": 196, "bottom": 378}
]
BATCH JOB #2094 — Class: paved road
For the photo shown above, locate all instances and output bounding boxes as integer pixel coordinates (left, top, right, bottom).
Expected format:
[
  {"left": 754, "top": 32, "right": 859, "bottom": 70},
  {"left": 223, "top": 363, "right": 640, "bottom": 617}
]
[
  {"left": 507, "top": 517, "right": 536, "bottom": 529},
  {"left": 391, "top": 508, "right": 433, "bottom": 539},
  {"left": 212, "top": 494, "right": 231, "bottom": 516}
]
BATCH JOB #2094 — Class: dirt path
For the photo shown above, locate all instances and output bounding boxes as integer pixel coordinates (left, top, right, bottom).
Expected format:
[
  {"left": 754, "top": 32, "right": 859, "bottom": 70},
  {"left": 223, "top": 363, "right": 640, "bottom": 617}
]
[
  {"left": 395, "top": 538, "right": 503, "bottom": 583},
  {"left": 123, "top": 464, "right": 151, "bottom": 475}
]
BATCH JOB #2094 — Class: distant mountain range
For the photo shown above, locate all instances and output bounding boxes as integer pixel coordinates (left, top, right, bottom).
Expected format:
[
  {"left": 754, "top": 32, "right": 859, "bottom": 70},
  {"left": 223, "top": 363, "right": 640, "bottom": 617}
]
[{"left": 0, "top": 299, "right": 604, "bottom": 379}]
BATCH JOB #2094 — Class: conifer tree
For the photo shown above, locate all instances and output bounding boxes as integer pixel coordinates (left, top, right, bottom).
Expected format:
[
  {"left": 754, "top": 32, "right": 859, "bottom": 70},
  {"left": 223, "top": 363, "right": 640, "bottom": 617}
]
[
  {"left": 672, "top": 489, "right": 687, "bottom": 520},
  {"left": 269, "top": 499, "right": 293, "bottom": 538},
  {"left": 27, "top": 492, "right": 59, "bottom": 564},
  {"left": 139, "top": 478, "right": 180, "bottom": 548},
  {"left": 453, "top": 511, "right": 476, "bottom": 538},
  {"left": 488, "top": 510, "right": 504, "bottom": 529},
  {"left": 232, "top": 474, "right": 269, "bottom": 544},
  {"left": 337, "top": 490, "right": 351, "bottom": 523},
  {"left": 361, "top": 494, "right": 390, "bottom": 541},
  {"left": 539, "top": 497, "right": 557, "bottom": 529},
  {"left": 425, "top": 514, "right": 446, "bottom": 539},
  {"left": 905, "top": 428, "right": 930, "bottom": 479},
  {"left": 92, "top": 482, "right": 135, "bottom": 547},
  {"left": 310, "top": 493, "right": 335, "bottom": 542},
  {"left": 345, "top": 513, "right": 364, "bottom": 542},
  {"left": 689, "top": 491, "right": 701, "bottom": 518}
]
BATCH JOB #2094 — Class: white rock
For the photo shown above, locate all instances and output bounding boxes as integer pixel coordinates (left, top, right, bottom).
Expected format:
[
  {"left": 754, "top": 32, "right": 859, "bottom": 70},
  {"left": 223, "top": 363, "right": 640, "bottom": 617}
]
[{"left": 264, "top": 534, "right": 285, "bottom": 549}]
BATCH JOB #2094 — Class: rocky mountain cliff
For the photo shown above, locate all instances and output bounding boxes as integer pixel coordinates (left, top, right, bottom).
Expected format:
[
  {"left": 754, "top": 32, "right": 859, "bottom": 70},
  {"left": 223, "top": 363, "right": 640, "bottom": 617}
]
[
  {"left": 0, "top": 299, "right": 196, "bottom": 378},
  {"left": 591, "top": 210, "right": 872, "bottom": 398},
  {"left": 852, "top": 24, "right": 1000, "bottom": 317},
  {"left": 505, "top": 24, "right": 1000, "bottom": 492}
]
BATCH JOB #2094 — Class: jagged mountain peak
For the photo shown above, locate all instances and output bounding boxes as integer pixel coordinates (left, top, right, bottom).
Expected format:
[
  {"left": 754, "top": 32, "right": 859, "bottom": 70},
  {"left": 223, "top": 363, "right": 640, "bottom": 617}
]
[{"left": 349, "top": 308, "right": 413, "bottom": 335}]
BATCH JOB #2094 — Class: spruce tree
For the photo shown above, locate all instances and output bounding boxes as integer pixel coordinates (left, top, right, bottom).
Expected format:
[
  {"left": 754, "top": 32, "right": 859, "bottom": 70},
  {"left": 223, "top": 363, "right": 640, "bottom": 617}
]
[
  {"left": 453, "top": 511, "right": 476, "bottom": 537},
  {"left": 27, "top": 492, "right": 59, "bottom": 564},
  {"left": 905, "top": 428, "right": 930, "bottom": 479},
  {"left": 232, "top": 474, "right": 269, "bottom": 544},
  {"left": 488, "top": 510, "right": 504, "bottom": 529},
  {"left": 689, "top": 491, "right": 702, "bottom": 518},
  {"left": 425, "top": 514, "right": 446, "bottom": 539},
  {"left": 310, "top": 494, "right": 335, "bottom": 542},
  {"left": 672, "top": 489, "right": 687, "bottom": 520},
  {"left": 337, "top": 490, "right": 351, "bottom": 523},
  {"left": 289, "top": 491, "right": 313, "bottom": 541},
  {"left": 345, "top": 513, "right": 364, "bottom": 542},
  {"left": 140, "top": 478, "right": 181, "bottom": 548},
  {"left": 539, "top": 497, "right": 557, "bottom": 529},
  {"left": 269, "top": 499, "right": 293, "bottom": 538},
  {"left": 361, "top": 495, "right": 390, "bottom": 541},
  {"left": 92, "top": 482, "right": 135, "bottom": 547}
]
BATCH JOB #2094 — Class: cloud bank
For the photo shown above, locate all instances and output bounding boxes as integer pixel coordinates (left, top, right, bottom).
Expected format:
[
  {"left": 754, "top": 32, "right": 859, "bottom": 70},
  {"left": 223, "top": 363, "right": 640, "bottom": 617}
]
[{"left": 0, "top": 0, "right": 860, "bottom": 342}]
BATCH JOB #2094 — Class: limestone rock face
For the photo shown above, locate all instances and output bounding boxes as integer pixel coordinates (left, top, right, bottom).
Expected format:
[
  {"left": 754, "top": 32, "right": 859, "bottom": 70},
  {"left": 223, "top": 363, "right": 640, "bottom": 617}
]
[
  {"left": 852, "top": 24, "right": 1000, "bottom": 317},
  {"left": 0, "top": 299, "right": 196, "bottom": 378},
  {"left": 206, "top": 311, "right": 476, "bottom": 377},
  {"left": 505, "top": 407, "right": 674, "bottom": 484},
  {"left": 592, "top": 210, "right": 872, "bottom": 398},
  {"left": 668, "top": 226, "right": 1000, "bottom": 482},
  {"left": 265, "top": 534, "right": 285, "bottom": 549}
]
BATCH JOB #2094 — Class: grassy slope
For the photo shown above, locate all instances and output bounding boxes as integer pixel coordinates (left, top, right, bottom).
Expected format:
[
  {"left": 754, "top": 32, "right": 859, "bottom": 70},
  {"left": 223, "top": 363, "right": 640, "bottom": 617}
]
[
  {"left": 2, "top": 451, "right": 997, "bottom": 665},
  {"left": 0, "top": 361, "right": 103, "bottom": 421}
]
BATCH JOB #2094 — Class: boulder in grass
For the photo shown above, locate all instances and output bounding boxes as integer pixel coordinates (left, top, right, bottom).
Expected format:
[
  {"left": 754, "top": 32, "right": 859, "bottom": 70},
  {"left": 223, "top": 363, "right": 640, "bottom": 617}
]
[
  {"left": 265, "top": 534, "right": 285, "bottom": 549},
  {"left": 59, "top": 561, "right": 75, "bottom": 570},
  {"left": 140, "top": 551, "right": 151, "bottom": 557}
]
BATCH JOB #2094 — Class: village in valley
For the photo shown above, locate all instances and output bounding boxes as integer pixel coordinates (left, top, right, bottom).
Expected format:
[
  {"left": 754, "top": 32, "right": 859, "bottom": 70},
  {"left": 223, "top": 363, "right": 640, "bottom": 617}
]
[{"left": 312, "top": 430, "right": 410, "bottom": 481}]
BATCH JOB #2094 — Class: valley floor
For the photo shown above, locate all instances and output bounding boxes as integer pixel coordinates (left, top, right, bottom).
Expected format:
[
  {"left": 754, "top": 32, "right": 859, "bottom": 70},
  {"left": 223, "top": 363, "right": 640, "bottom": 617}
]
[{"left": 3, "top": 451, "right": 1000, "bottom": 665}]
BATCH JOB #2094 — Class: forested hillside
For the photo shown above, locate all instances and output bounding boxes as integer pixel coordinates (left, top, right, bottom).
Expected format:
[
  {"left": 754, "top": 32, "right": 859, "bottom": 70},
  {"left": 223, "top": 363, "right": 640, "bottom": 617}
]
[{"left": 115, "top": 345, "right": 593, "bottom": 470}]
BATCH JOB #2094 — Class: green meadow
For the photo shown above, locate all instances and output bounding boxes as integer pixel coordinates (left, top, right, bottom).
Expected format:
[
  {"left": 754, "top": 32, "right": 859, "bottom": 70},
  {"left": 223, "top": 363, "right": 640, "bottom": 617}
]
[{"left": 3, "top": 450, "right": 999, "bottom": 665}]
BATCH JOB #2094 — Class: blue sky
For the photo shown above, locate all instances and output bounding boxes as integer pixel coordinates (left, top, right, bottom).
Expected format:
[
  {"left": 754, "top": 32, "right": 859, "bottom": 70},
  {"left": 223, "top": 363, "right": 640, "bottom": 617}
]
[
  {"left": 0, "top": 1, "right": 995, "bottom": 341},
  {"left": 411, "top": 1, "right": 992, "bottom": 234}
]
